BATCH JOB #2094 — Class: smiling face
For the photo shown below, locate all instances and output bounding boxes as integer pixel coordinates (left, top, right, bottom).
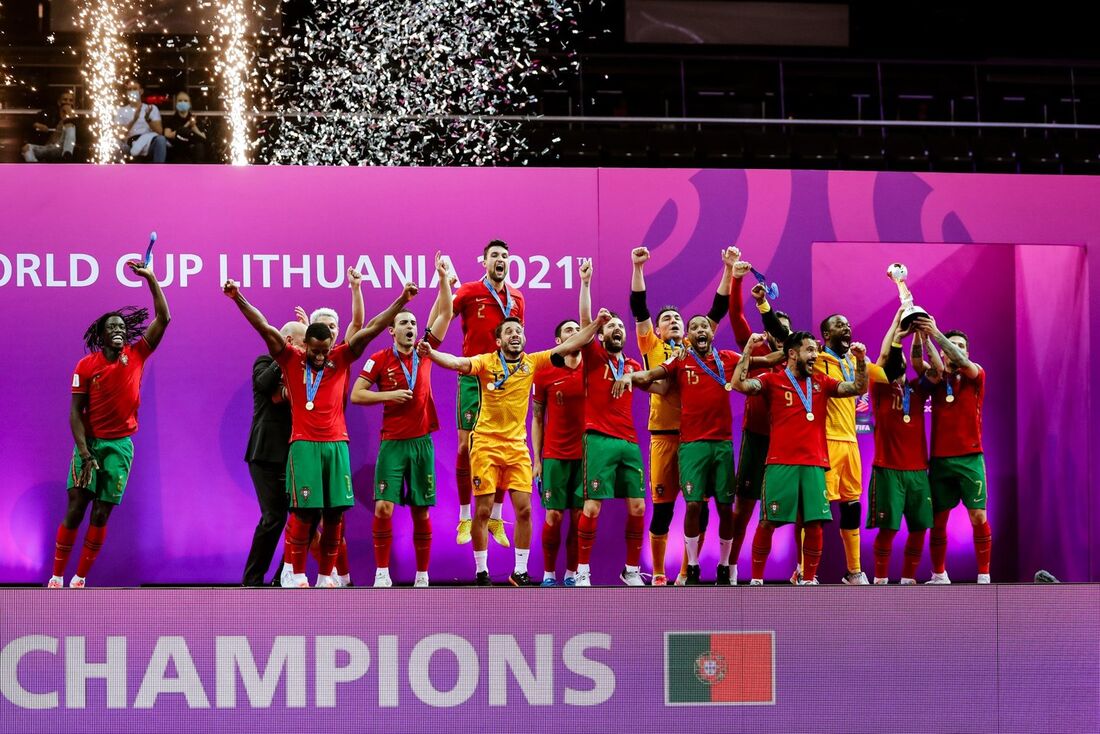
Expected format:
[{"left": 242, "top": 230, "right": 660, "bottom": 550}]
[
  {"left": 601, "top": 317, "right": 627, "bottom": 354},
  {"left": 100, "top": 315, "right": 127, "bottom": 351},
  {"left": 483, "top": 245, "right": 509, "bottom": 285},
  {"left": 496, "top": 320, "right": 526, "bottom": 358},
  {"left": 789, "top": 338, "right": 819, "bottom": 377},
  {"left": 687, "top": 316, "right": 714, "bottom": 354},
  {"left": 390, "top": 311, "right": 418, "bottom": 350}
]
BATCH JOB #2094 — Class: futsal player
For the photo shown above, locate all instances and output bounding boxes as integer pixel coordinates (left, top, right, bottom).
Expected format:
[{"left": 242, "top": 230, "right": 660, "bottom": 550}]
[
  {"left": 48, "top": 259, "right": 171, "bottom": 588},
  {"left": 450, "top": 240, "right": 526, "bottom": 548},
  {"left": 225, "top": 278, "right": 417, "bottom": 588},
  {"left": 419, "top": 310, "right": 613, "bottom": 585},
  {"left": 911, "top": 316, "right": 992, "bottom": 584},
  {"left": 630, "top": 245, "right": 736, "bottom": 586},
  {"left": 351, "top": 253, "right": 453, "bottom": 587},
  {"left": 730, "top": 331, "right": 868, "bottom": 585}
]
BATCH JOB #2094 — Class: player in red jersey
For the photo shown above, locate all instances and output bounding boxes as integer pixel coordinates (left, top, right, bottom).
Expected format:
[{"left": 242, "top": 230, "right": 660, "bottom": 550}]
[
  {"left": 351, "top": 253, "right": 453, "bottom": 587},
  {"left": 225, "top": 279, "right": 417, "bottom": 588},
  {"left": 911, "top": 316, "right": 991, "bottom": 584},
  {"left": 48, "top": 260, "right": 171, "bottom": 588},
  {"left": 450, "top": 240, "right": 526, "bottom": 548},
  {"left": 729, "top": 331, "right": 868, "bottom": 584}
]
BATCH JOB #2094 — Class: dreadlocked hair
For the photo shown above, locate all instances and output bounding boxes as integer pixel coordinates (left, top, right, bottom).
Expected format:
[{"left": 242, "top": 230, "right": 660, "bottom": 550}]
[{"left": 83, "top": 307, "right": 149, "bottom": 353}]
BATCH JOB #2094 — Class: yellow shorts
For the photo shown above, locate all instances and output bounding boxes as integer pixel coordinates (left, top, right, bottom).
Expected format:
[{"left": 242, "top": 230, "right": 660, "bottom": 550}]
[
  {"left": 649, "top": 433, "right": 680, "bottom": 503},
  {"left": 825, "top": 439, "right": 863, "bottom": 502},
  {"left": 469, "top": 435, "right": 532, "bottom": 496}
]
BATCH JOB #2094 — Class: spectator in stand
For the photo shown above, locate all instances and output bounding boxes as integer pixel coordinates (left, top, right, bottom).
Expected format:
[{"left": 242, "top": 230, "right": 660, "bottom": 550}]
[
  {"left": 22, "top": 90, "right": 80, "bottom": 162},
  {"left": 164, "top": 91, "right": 207, "bottom": 163},
  {"left": 117, "top": 79, "right": 168, "bottom": 163}
]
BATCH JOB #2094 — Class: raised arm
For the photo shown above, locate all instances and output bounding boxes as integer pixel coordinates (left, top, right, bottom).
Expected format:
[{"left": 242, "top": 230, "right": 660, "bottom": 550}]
[
  {"left": 753, "top": 284, "right": 791, "bottom": 344},
  {"left": 343, "top": 268, "right": 365, "bottom": 342},
  {"left": 416, "top": 339, "right": 472, "bottom": 374},
  {"left": 729, "top": 334, "right": 767, "bottom": 394},
  {"left": 223, "top": 279, "right": 284, "bottom": 356},
  {"left": 920, "top": 332, "right": 945, "bottom": 382},
  {"left": 877, "top": 307, "right": 906, "bottom": 367},
  {"left": 920, "top": 317, "right": 980, "bottom": 379},
  {"left": 347, "top": 282, "right": 419, "bottom": 357},
  {"left": 578, "top": 258, "right": 593, "bottom": 327},
  {"left": 707, "top": 246, "right": 737, "bottom": 329},
  {"left": 426, "top": 251, "right": 455, "bottom": 338},
  {"left": 835, "top": 342, "right": 869, "bottom": 397},
  {"left": 127, "top": 260, "right": 171, "bottom": 350},
  {"left": 630, "top": 247, "right": 654, "bottom": 338},
  {"left": 728, "top": 259, "right": 753, "bottom": 349}
]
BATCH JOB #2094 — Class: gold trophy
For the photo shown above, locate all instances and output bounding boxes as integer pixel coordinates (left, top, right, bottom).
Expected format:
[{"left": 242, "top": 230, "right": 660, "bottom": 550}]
[{"left": 886, "top": 263, "right": 929, "bottom": 329}]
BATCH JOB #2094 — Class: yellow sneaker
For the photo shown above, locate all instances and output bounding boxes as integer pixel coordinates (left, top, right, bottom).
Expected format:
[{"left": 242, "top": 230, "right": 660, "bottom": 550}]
[
  {"left": 488, "top": 518, "right": 511, "bottom": 548},
  {"left": 456, "top": 519, "right": 472, "bottom": 545}
]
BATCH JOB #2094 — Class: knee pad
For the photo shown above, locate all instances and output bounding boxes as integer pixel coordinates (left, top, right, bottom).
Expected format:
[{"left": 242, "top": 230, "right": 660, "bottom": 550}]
[
  {"left": 839, "top": 501, "right": 861, "bottom": 530},
  {"left": 649, "top": 503, "right": 675, "bottom": 535}
]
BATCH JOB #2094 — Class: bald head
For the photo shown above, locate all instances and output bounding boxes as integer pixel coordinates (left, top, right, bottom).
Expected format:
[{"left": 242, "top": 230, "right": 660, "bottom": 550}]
[{"left": 281, "top": 321, "right": 306, "bottom": 349}]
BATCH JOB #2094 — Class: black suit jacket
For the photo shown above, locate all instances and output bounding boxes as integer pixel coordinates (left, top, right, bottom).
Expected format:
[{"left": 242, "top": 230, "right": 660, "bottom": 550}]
[{"left": 245, "top": 354, "right": 292, "bottom": 464}]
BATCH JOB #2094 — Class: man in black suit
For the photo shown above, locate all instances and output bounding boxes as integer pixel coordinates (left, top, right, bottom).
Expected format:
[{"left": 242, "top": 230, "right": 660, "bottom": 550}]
[{"left": 242, "top": 321, "right": 306, "bottom": 586}]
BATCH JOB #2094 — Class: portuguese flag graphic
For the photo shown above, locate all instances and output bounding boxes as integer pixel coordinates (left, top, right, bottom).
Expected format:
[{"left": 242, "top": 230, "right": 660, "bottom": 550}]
[{"left": 664, "top": 631, "right": 775, "bottom": 705}]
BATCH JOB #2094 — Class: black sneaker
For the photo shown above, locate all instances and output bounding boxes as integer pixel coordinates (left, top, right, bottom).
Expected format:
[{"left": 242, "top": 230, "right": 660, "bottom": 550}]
[
  {"left": 685, "top": 564, "right": 702, "bottom": 586},
  {"left": 715, "top": 564, "right": 730, "bottom": 586},
  {"left": 475, "top": 571, "right": 492, "bottom": 587},
  {"left": 508, "top": 572, "right": 533, "bottom": 587}
]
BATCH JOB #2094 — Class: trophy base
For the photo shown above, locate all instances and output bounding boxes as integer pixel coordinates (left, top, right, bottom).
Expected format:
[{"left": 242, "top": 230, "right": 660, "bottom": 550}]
[{"left": 900, "top": 305, "right": 929, "bottom": 329}]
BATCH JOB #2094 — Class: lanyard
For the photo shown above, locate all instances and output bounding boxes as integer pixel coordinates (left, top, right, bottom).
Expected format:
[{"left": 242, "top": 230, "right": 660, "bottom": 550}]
[
  {"left": 824, "top": 347, "right": 854, "bottom": 382},
  {"left": 305, "top": 362, "right": 325, "bottom": 409},
  {"left": 607, "top": 352, "right": 626, "bottom": 380},
  {"left": 490, "top": 350, "right": 521, "bottom": 391},
  {"left": 688, "top": 348, "right": 729, "bottom": 389},
  {"left": 482, "top": 276, "right": 513, "bottom": 318},
  {"left": 393, "top": 345, "right": 418, "bottom": 391},
  {"left": 785, "top": 367, "right": 815, "bottom": 421}
]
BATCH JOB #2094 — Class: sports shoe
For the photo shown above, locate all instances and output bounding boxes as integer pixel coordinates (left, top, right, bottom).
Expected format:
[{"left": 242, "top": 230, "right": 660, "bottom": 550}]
[
  {"left": 673, "top": 573, "right": 687, "bottom": 587},
  {"left": 456, "top": 519, "right": 472, "bottom": 545},
  {"left": 574, "top": 571, "right": 591, "bottom": 587},
  {"left": 488, "top": 519, "right": 511, "bottom": 548},
  {"left": 475, "top": 571, "right": 492, "bottom": 587},
  {"left": 620, "top": 567, "right": 645, "bottom": 586},
  {"left": 290, "top": 573, "right": 309, "bottom": 588},
  {"left": 789, "top": 568, "right": 803, "bottom": 585},
  {"left": 280, "top": 565, "right": 294, "bottom": 588},
  {"left": 796, "top": 578, "right": 820, "bottom": 586},
  {"left": 337, "top": 573, "right": 352, "bottom": 588},
  {"left": 977, "top": 573, "right": 991, "bottom": 584},
  {"left": 873, "top": 577, "right": 889, "bottom": 585},
  {"left": 563, "top": 576, "right": 577, "bottom": 587},
  {"left": 926, "top": 571, "right": 951, "bottom": 585},
  {"left": 413, "top": 574, "right": 430, "bottom": 588},
  {"left": 316, "top": 574, "right": 338, "bottom": 588},
  {"left": 47, "top": 576, "right": 64, "bottom": 589},
  {"left": 842, "top": 571, "right": 870, "bottom": 585},
  {"left": 373, "top": 570, "right": 393, "bottom": 588},
  {"left": 540, "top": 577, "right": 557, "bottom": 587},
  {"left": 69, "top": 576, "right": 86, "bottom": 589},
  {"left": 330, "top": 570, "right": 344, "bottom": 588},
  {"left": 715, "top": 565, "right": 731, "bottom": 586},
  {"left": 899, "top": 578, "right": 917, "bottom": 585},
  {"left": 652, "top": 574, "right": 668, "bottom": 587},
  {"left": 685, "top": 564, "right": 701, "bottom": 586},
  {"left": 508, "top": 572, "right": 533, "bottom": 587},
  {"left": 749, "top": 579, "right": 764, "bottom": 586}
]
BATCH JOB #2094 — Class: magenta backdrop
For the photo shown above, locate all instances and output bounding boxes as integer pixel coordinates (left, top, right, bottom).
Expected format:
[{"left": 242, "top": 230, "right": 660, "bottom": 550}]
[{"left": 0, "top": 166, "right": 1096, "bottom": 585}]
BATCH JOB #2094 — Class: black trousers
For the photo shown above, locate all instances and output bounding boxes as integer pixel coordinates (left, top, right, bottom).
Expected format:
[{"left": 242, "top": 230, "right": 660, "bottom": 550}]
[{"left": 242, "top": 460, "right": 288, "bottom": 586}]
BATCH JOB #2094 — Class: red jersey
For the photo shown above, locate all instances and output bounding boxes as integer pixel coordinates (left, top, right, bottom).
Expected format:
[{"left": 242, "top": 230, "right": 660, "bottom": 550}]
[
  {"left": 742, "top": 341, "right": 782, "bottom": 436},
  {"left": 532, "top": 361, "right": 585, "bottom": 460},
  {"left": 930, "top": 367, "right": 985, "bottom": 458},
  {"left": 663, "top": 348, "right": 741, "bottom": 442},
  {"left": 871, "top": 379, "right": 930, "bottom": 471},
  {"left": 759, "top": 369, "right": 840, "bottom": 467},
  {"left": 276, "top": 343, "right": 357, "bottom": 443},
  {"left": 581, "top": 340, "right": 641, "bottom": 443},
  {"left": 452, "top": 278, "right": 526, "bottom": 357},
  {"left": 71, "top": 338, "right": 153, "bottom": 439},
  {"left": 360, "top": 334, "right": 441, "bottom": 441}
]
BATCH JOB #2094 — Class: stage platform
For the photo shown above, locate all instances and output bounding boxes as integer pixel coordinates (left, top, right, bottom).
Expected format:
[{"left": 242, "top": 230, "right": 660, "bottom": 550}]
[{"left": 0, "top": 585, "right": 1096, "bottom": 733}]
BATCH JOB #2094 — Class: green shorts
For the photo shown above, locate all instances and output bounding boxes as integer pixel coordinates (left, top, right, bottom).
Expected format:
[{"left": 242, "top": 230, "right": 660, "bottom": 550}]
[
  {"left": 457, "top": 374, "right": 481, "bottom": 431},
  {"left": 375, "top": 436, "right": 436, "bottom": 507},
  {"left": 867, "top": 467, "right": 933, "bottom": 531},
  {"left": 929, "top": 453, "right": 987, "bottom": 512},
  {"left": 678, "top": 440, "right": 734, "bottom": 504},
  {"left": 760, "top": 464, "right": 831, "bottom": 525},
  {"left": 539, "top": 458, "right": 583, "bottom": 511},
  {"left": 735, "top": 431, "right": 769, "bottom": 501},
  {"left": 287, "top": 440, "right": 355, "bottom": 509},
  {"left": 67, "top": 437, "right": 134, "bottom": 505},
  {"left": 582, "top": 433, "right": 645, "bottom": 501}
]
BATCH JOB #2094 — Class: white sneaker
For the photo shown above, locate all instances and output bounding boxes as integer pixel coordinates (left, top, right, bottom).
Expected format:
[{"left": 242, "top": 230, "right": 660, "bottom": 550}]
[
  {"left": 927, "top": 571, "right": 951, "bottom": 585},
  {"left": 789, "top": 568, "right": 802, "bottom": 585},
  {"left": 330, "top": 570, "right": 343, "bottom": 588},
  {"left": 69, "top": 576, "right": 86, "bottom": 588},
  {"left": 316, "top": 574, "right": 337, "bottom": 588},
  {"left": 47, "top": 576, "right": 64, "bottom": 589},
  {"left": 730, "top": 565, "right": 738, "bottom": 586},
  {"left": 414, "top": 573, "right": 429, "bottom": 588},
  {"left": 574, "top": 571, "right": 592, "bottom": 587},
  {"left": 900, "top": 578, "right": 917, "bottom": 585},
  {"left": 619, "top": 567, "right": 645, "bottom": 586},
  {"left": 749, "top": 579, "right": 764, "bottom": 586},
  {"left": 290, "top": 573, "right": 309, "bottom": 588},
  {"left": 797, "top": 577, "right": 820, "bottom": 586},
  {"left": 337, "top": 573, "right": 351, "bottom": 587},
  {"left": 842, "top": 571, "right": 869, "bottom": 585},
  {"left": 977, "top": 573, "right": 991, "bottom": 584},
  {"left": 280, "top": 565, "right": 294, "bottom": 588},
  {"left": 673, "top": 574, "right": 687, "bottom": 587},
  {"left": 873, "top": 577, "right": 889, "bottom": 585},
  {"left": 373, "top": 570, "right": 393, "bottom": 588}
]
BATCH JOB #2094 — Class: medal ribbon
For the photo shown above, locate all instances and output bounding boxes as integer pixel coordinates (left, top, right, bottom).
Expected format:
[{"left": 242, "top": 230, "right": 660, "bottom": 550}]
[
  {"left": 305, "top": 363, "right": 325, "bottom": 405},
  {"left": 393, "top": 345, "right": 419, "bottom": 392},
  {"left": 493, "top": 350, "right": 521, "bottom": 390},
  {"left": 902, "top": 381, "right": 912, "bottom": 418},
  {"left": 608, "top": 352, "right": 626, "bottom": 381},
  {"left": 785, "top": 367, "right": 814, "bottom": 417},
  {"left": 945, "top": 374, "right": 955, "bottom": 401},
  {"left": 688, "top": 348, "right": 728, "bottom": 387},
  {"left": 482, "top": 276, "right": 513, "bottom": 318},
  {"left": 824, "top": 347, "right": 854, "bottom": 382}
]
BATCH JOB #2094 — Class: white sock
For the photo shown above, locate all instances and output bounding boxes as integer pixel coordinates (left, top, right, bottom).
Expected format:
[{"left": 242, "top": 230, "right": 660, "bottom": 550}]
[
  {"left": 564, "top": 569, "right": 577, "bottom": 580},
  {"left": 71, "top": 575, "right": 85, "bottom": 583},
  {"left": 625, "top": 564, "right": 639, "bottom": 574},
  {"left": 577, "top": 563, "right": 590, "bottom": 575},
  {"left": 474, "top": 550, "right": 488, "bottom": 574},
  {"left": 514, "top": 548, "right": 530, "bottom": 574},
  {"left": 415, "top": 571, "right": 429, "bottom": 584},
  {"left": 459, "top": 504, "right": 471, "bottom": 522},
  {"left": 490, "top": 502, "right": 504, "bottom": 521},
  {"left": 282, "top": 562, "right": 293, "bottom": 575},
  {"left": 685, "top": 535, "right": 700, "bottom": 565},
  {"left": 719, "top": 538, "right": 733, "bottom": 566},
  {"left": 543, "top": 570, "right": 556, "bottom": 582},
  {"left": 338, "top": 573, "right": 351, "bottom": 585},
  {"left": 375, "top": 567, "right": 390, "bottom": 579}
]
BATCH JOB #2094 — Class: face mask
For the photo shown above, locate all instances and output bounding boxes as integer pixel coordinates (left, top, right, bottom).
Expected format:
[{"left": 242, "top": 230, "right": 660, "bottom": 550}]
[
  {"left": 176, "top": 101, "right": 191, "bottom": 113},
  {"left": 127, "top": 90, "right": 141, "bottom": 103}
]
